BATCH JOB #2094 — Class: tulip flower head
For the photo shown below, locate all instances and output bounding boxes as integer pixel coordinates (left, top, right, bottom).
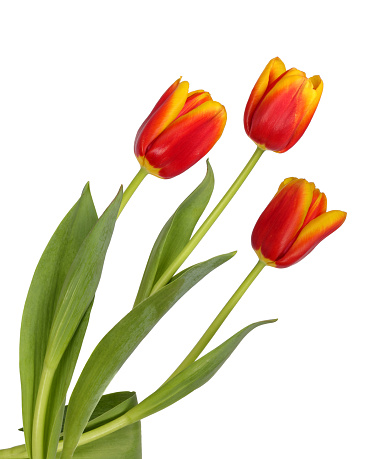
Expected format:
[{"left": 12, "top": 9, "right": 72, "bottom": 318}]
[
  {"left": 244, "top": 57, "right": 323, "bottom": 153},
  {"left": 135, "top": 78, "right": 227, "bottom": 179},
  {"left": 252, "top": 178, "right": 346, "bottom": 268}
]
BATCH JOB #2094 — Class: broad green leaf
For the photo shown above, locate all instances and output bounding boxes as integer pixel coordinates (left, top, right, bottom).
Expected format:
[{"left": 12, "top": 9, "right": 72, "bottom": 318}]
[
  {"left": 20, "top": 391, "right": 136, "bottom": 435},
  {"left": 133, "top": 161, "right": 214, "bottom": 307},
  {"left": 6, "top": 392, "right": 141, "bottom": 459},
  {"left": 19, "top": 183, "right": 98, "bottom": 457},
  {"left": 0, "top": 445, "right": 28, "bottom": 458},
  {"left": 83, "top": 392, "right": 138, "bottom": 432},
  {"left": 68, "top": 391, "right": 141, "bottom": 459},
  {"left": 60, "top": 423, "right": 141, "bottom": 459},
  {"left": 121, "top": 319, "right": 278, "bottom": 424},
  {"left": 39, "top": 188, "right": 122, "bottom": 458},
  {"left": 44, "top": 187, "right": 123, "bottom": 371},
  {"left": 61, "top": 251, "right": 235, "bottom": 459}
]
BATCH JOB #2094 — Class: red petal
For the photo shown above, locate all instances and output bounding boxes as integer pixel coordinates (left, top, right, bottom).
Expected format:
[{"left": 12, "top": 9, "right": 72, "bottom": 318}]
[
  {"left": 134, "top": 79, "right": 189, "bottom": 159},
  {"left": 251, "top": 179, "right": 314, "bottom": 262},
  {"left": 302, "top": 188, "right": 327, "bottom": 228},
  {"left": 244, "top": 57, "right": 286, "bottom": 136},
  {"left": 144, "top": 101, "right": 226, "bottom": 178},
  {"left": 278, "top": 76, "right": 323, "bottom": 152},
  {"left": 275, "top": 210, "right": 347, "bottom": 267},
  {"left": 249, "top": 72, "right": 308, "bottom": 152},
  {"left": 176, "top": 91, "right": 212, "bottom": 119}
]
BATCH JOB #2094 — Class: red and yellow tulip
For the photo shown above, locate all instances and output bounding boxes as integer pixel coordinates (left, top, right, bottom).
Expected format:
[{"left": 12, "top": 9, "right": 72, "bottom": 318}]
[
  {"left": 252, "top": 178, "right": 346, "bottom": 268},
  {"left": 244, "top": 57, "right": 323, "bottom": 153},
  {"left": 135, "top": 78, "right": 227, "bottom": 179}
]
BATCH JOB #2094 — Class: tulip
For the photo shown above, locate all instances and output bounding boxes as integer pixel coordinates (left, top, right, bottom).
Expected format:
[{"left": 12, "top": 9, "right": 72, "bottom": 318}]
[
  {"left": 244, "top": 57, "right": 323, "bottom": 153},
  {"left": 251, "top": 178, "right": 346, "bottom": 268},
  {"left": 134, "top": 78, "right": 227, "bottom": 179}
]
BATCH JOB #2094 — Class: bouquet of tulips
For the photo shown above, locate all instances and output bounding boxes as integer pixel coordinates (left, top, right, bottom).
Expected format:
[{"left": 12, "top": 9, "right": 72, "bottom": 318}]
[{"left": 0, "top": 57, "right": 346, "bottom": 459}]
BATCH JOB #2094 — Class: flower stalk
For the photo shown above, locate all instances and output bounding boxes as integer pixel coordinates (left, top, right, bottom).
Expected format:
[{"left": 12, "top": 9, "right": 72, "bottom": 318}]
[
  {"left": 117, "top": 167, "right": 148, "bottom": 218},
  {"left": 150, "top": 146, "right": 265, "bottom": 294},
  {"left": 165, "top": 259, "right": 266, "bottom": 383}
]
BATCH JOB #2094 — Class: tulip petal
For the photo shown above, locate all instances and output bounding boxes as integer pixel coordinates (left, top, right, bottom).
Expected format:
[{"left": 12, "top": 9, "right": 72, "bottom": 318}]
[
  {"left": 176, "top": 91, "right": 213, "bottom": 119},
  {"left": 252, "top": 179, "right": 314, "bottom": 262},
  {"left": 135, "top": 80, "right": 189, "bottom": 159},
  {"left": 249, "top": 73, "right": 309, "bottom": 152},
  {"left": 278, "top": 76, "right": 323, "bottom": 153},
  {"left": 136, "top": 78, "right": 181, "bottom": 139},
  {"left": 303, "top": 188, "right": 327, "bottom": 227},
  {"left": 144, "top": 101, "right": 227, "bottom": 179},
  {"left": 274, "top": 210, "right": 346, "bottom": 267},
  {"left": 276, "top": 177, "right": 298, "bottom": 195},
  {"left": 150, "top": 78, "right": 182, "bottom": 116},
  {"left": 244, "top": 57, "right": 286, "bottom": 135}
]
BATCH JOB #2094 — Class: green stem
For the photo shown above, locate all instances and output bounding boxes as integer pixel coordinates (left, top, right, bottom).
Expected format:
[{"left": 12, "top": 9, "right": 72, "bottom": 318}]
[
  {"left": 31, "top": 367, "right": 55, "bottom": 459},
  {"left": 0, "top": 149, "right": 265, "bottom": 459},
  {"left": 117, "top": 167, "right": 148, "bottom": 218},
  {"left": 50, "top": 264, "right": 267, "bottom": 453},
  {"left": 0, "top": 412, "right": 132, "bottom": 458},
  {"left": 0, "top": 413, "right": 133, "bottom": 458},
  {"left": 165, "top": 259, "right": 266, "bottom": 383},
  {"left": 3, "top": 167, "right": 148, "bottom": 459},
  {"left": 150, "top": 146, "right": 265, "bottom": 295}
]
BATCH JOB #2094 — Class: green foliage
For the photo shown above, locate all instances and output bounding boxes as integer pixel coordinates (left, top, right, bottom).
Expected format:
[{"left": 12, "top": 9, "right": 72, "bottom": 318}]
[
  {"left": 19, "top": 185, "right": 123, "bottom": 459},
  {"left": 133, "top": 161, "right": 214, "bottom": 307},
  {"left": 5, "top": 392, "right": 141, "bottom": 459},
  {"left": 121, "top": 319, "right": 278, "bottom": 424},
  {"left": 19, "top": 183, "right": 98, "bottom": 457},
  {"left": 61, "top": 252, "right": 235, "bottom": 458}
]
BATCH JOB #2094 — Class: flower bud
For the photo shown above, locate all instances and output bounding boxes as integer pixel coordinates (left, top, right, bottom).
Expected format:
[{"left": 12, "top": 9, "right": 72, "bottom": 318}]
[
  {"left": 135, "top": 78, "right": 227, "bottom": 179},
  {"left": 252, "top": 178, "right": 346, "bottom": 268},
  {"left": 244, "top": 58, "right": 323, "bottom": 153}
]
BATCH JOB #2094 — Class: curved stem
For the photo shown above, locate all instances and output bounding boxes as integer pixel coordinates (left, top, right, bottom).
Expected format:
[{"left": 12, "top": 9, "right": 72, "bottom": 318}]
[
  {"left": 20, "top": 167, "right": 148, "bottom": 459},
  {"left": 0, "top": 149, "right": 265, "bottom": 458},
  {"left": 165, "top": 259, "right": 266, "bottom": 383},
  {"left": 54, "top": 263, "right": 267, "bottom": 450},
  {"left": 150, "top": 146, "right": 265, "bottom": 295},
  {"left": 0, "top": 255, "right": 261, "bottom": 457},
  {"left": 31, "top": 367, "right": 55, "bottom": 459},
  {"left": 117, "top": 167, "right": 148, "bottom": 218}
]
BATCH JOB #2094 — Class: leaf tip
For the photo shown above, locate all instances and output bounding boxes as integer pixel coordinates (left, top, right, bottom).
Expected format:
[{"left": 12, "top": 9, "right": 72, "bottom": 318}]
[
  {"left": 82, "top": 181, "right": 91, "bottom": 194},
  {"left": 205, "top": 159, "right": 214, "bottom": 181}
]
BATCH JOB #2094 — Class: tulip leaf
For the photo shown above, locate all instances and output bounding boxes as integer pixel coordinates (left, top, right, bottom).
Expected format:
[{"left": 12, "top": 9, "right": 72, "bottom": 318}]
[
  {"left": 82, "top": 391, "right": 139, "bottom": 432},
  {"left": 19, "top": 183, "right": 98, "bottom": 457},
  {"left": 60, "top": 251, "right": 235, "bottom": 459},
  {"left": 10, "top": 392, "right": 141, "bottom": 459},
  {"left": 67, "top": 390, "right": 141, "bottom": 459},
  {"left": 133, "top": 160, "right": 214, "bottom": 307},
  {"left": 45, "top": 303, "right": 94, "bottom": 459},
  {"left": 44, "top": 187, "right": 123, "bottom": 370},
  {"left": 120, "top": 319, "right": 278, "bottom": 425},
  {"left": 39, "top": 188, "right": 123, "bottom": 458}
]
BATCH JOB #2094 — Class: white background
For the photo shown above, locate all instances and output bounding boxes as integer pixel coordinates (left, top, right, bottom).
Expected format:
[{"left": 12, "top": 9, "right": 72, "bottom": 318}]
[{"left": 0, "top": 1, "right": 373, "bottom": 458}]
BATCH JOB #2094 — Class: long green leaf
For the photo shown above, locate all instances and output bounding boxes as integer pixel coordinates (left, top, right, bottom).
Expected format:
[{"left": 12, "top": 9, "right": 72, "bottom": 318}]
[
  {"left": 45, "top": 303, "right": 94, "bottom": 459},
  {"left": 5, "top": 392, "right": 141, "bottom": 459},
  {"left": 67, "top": 391, "right": 141, "bottom": 459},
  {"left": 19, "top": 183, "right": 98, "bottom": 457},
  {"left": 82, "top": 392, "right": 139, "bottom": 432},
  {"left": 37, "top": 188, "right": 123, "bottom": 458},
  {"left": 44, "top": 186, "right": 123, "bottom": 371},
  {"left": 133, "top": 161, "right": 214, "bottom": 307},
  {"left": 121, "top": 319, "right": 278, "bottom": 424},
  {"left": 61, "top": 251, "right": 235, "bottom": 459}
]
